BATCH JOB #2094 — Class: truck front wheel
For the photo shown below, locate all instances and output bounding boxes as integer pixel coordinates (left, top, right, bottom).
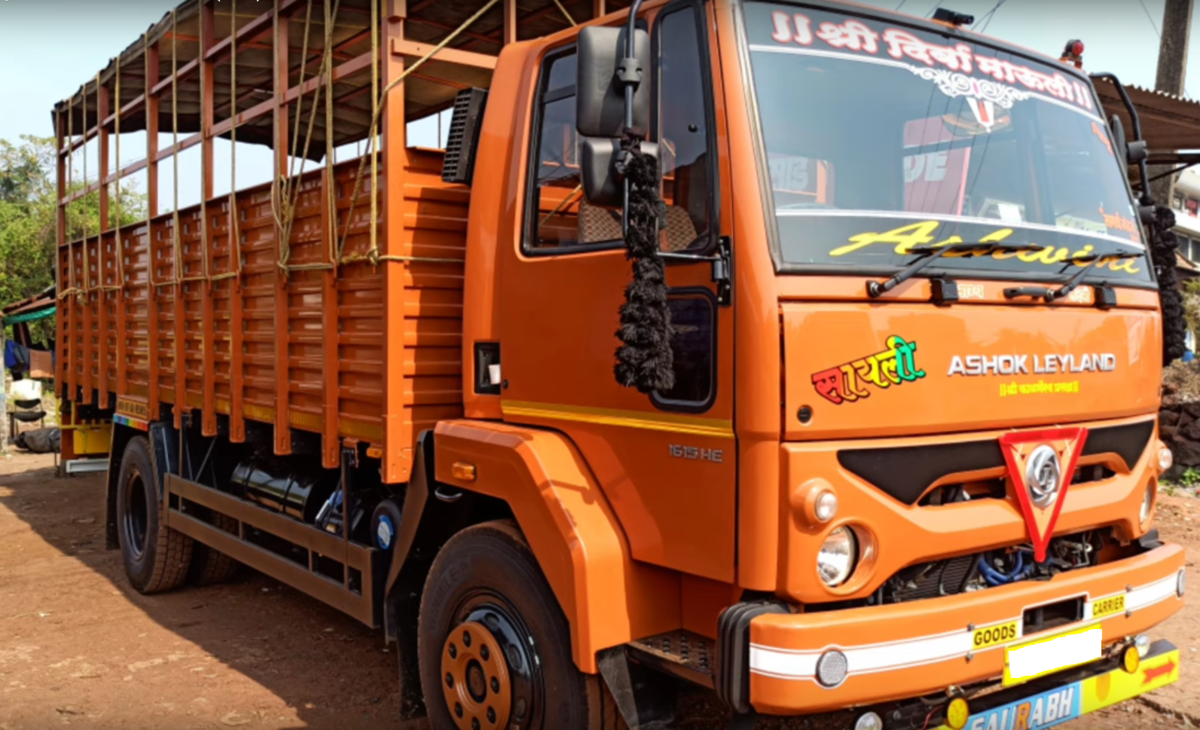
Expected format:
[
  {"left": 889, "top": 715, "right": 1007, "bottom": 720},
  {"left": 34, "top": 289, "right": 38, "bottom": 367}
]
[
  {"left": 418, "top": 521, "right": 626, "bottom": 730},
  {"left": 115, "top": 435, "right": 193, "bottom": 594}
]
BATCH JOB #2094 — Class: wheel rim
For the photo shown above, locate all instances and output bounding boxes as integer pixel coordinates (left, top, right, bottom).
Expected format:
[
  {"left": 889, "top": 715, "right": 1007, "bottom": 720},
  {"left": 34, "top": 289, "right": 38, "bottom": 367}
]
[
  {"left": 123, "top": 470, "right": 149, "bottom": 559},
  {"left": 440, "top": 598, "right": 541, "bottom": 730}
]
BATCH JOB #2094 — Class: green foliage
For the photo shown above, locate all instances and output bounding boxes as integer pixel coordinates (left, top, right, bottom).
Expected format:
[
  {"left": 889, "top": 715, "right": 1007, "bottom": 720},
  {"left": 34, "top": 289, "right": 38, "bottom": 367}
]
[
  {"left": 0, "top": 135, "right": 146, "bottom": 346},
  {"left": 1179, "top": 467, "right": 1200, "bottom": 488}
]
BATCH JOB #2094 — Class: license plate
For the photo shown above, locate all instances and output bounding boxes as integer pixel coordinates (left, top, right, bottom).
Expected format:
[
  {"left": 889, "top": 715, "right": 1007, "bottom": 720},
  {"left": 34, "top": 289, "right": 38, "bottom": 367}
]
[
  {"left": 1004, "top": 626, "right": 1102, "bottom": 686},
  {"left": 1091, "top": 594, "right": 1125, "bottom": 619},
  {"left": 958, "top": 683, "right": 1082, "bottom": 730}
]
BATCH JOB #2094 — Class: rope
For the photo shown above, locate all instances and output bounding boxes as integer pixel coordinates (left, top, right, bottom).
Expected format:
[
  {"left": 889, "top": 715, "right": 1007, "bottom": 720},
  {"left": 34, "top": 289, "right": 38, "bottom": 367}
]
[
  {"left": 334, "top": 0, "right": 500, "bottom": 268},
  {"left": 551, "top": 0, "right": 577, "bottom": 26},
  {"left": 324, "top": 0, "right": 336, "bottom": 268},
  {"left": 272, "top": 0, "right": 341, "bottom": 278},
  {"left": 211, "top": 0, "right": 243, "bottom": 285},
  {"left": 539, "top": 183, "right": 583, "bottom": 227}
]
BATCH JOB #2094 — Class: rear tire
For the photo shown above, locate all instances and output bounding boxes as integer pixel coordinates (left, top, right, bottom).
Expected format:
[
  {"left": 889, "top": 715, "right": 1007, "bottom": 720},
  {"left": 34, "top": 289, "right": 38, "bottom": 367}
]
[
  {"left": 188, "top": 512, "right": 240, "bottom": 586},
  {"left": 115, "top": 435, "right": 193, "bottom": 594},
  {"left": 418, "top": 521, "right": 627, "bottom": 730}
]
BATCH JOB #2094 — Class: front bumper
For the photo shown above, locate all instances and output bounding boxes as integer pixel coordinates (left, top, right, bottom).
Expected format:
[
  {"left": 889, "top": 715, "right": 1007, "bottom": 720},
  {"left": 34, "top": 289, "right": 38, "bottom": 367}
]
[{"left": 748, "top": 544, "right": 1184, "bottom": 714}]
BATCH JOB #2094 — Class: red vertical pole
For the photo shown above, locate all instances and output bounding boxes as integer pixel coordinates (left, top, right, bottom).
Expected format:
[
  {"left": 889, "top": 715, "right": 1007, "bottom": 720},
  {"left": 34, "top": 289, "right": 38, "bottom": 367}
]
[
  {"left": 97, "top": 81, "right": 111, "bottom": 410},
  {"left": 273, "top": 1, "right": 292, "bottom": 455},
  {"left": 593, "top": 0, "right": 605, "bottom": 19},
  {"left": 146, "top": 39, "right": 162, "bottom": 420},
  {"left": 67, "top": 100, "right": 78, "bottom": 406},
  {"left": 82, "top": 78, "right": 100, "bottom": 407},
  {"left": 55, "top": 110, "right": 67, "bottom": 404},
  {"left": 320, "top": 0, "right": 339, "bottom": 469},
  {"left": 115, "top": 57, "right": 129, "bottom": 402},
  {"left": 503, "top": 0, "right": 517, "bottom": 45},
  {"left": 381, "top": 0, "right": 408, "bottom": 482},
  {"left": 201, "top": 0, "right": 218, "bottom": 436}
]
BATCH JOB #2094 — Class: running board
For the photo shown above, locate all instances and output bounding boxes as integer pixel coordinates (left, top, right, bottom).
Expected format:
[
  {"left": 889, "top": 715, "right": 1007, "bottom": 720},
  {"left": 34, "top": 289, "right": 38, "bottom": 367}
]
[{"left": 626, "top": 630, "right": 715, "bottom": 689}]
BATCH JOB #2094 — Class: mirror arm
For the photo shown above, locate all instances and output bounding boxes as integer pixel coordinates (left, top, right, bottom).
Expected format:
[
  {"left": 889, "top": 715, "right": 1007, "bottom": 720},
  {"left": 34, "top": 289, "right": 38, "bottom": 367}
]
[
  {"left": 1090, "top": 72, "right": 1152, "bottom": 205},
  {"left": 617, "top": 0, "right": 649, "bottom": 235}
]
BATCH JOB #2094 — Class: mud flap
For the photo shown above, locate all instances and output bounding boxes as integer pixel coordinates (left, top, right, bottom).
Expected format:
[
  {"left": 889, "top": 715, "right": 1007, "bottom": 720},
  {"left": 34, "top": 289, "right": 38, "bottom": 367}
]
[{"left": 597, "top": 646, "right": 676, "bottom": 729}]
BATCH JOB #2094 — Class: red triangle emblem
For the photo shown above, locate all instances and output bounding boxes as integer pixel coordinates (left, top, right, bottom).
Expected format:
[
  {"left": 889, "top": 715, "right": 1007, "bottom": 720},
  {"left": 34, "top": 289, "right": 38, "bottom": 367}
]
[{"left": 999, "top": 428, "right": 1088, "bottom": 562}]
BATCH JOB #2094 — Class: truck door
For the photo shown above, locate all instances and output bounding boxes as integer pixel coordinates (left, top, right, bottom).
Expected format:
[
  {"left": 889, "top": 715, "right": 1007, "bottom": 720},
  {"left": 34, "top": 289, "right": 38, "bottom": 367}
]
[{"left": 497, "top": 0, "right": 736, "bottom": 582}]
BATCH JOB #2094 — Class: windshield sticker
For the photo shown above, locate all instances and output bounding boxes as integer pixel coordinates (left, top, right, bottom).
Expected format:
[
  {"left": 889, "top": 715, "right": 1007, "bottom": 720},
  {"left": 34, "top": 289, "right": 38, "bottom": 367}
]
[
  {"left": 1091, "top": 121, "right": 1115, "bottom": 156},
  {"left": 811, "top": 335, "right": 925, "bottom": 405},
  {"left": 761, "top": 11, "right": 1096, "bottom": 117},
  {"left": 1099, "top": 205, "right": 1142, "bottom": 243},
  {"left": 827, "top": 219, "right": 1143, "bottom": 274}
]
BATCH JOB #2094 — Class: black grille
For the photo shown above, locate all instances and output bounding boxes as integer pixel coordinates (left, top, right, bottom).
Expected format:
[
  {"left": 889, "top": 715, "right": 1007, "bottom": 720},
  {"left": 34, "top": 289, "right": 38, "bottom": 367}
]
[
  {"left": 441, "top": 88, "right": 488, "bottom": 184},
  {"left": 838, "top": 419, "right": 1155, "bottom": 505}
]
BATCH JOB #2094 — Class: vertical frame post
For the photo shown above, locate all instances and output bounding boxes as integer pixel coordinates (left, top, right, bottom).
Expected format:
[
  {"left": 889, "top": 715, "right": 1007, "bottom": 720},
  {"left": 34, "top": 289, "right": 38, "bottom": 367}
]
[
  {"left": 146, "top": 38, "right": 162, "bottom": 420},
  {"left": 503, "top": 0, "right": 517, "bottom": 45},
  {"left": 273, "top": 0, "right": 293, "bottom": 455},
  {"left": 593, "top": 0, "right": 606, "bottom": 18},
  {"left": 320, "top": 0, "right": 339, "bottom": 469},
  {"left": 98, "top": 78, "right": 110, "bottom": 409},
  {"left": 115, "top": 57, "right": 129, "bottom": 402},
  {"left": 55, "top": 110, "right": 67, "bottom": 402},
  {"left": 381, "top": 0, "right": 408, "bottom": 482},
  {"left": 201, "top": 0, "right": 218, "bottom": 436},
  {"left": 229, "top": 6, "right": 247, "bottom": 444}
]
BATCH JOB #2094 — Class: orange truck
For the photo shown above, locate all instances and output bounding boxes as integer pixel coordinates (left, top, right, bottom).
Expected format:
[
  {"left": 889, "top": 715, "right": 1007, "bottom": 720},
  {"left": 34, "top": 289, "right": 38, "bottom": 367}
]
[{"left": 54, "top": 0, "right": 1185, "bottom": 727}]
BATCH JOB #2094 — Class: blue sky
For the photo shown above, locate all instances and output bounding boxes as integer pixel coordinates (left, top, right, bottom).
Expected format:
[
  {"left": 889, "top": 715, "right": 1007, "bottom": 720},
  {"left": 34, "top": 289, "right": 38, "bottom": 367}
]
[{"left": 1, "top": 0, "right": 1196, "bottom": 205}]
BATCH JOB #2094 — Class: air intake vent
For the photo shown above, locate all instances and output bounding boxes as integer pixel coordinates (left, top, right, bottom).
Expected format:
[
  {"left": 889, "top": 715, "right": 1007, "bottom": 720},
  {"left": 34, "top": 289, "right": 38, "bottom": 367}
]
[{"left": 441, "top": 88, "right": 488, "bottom": 184}]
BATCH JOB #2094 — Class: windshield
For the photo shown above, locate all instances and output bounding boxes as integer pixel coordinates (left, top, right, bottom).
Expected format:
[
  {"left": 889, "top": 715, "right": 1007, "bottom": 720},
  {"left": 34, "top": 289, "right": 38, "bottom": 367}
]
[{"left": 743, "top": 2, "right": 1153, "bottom": 287}]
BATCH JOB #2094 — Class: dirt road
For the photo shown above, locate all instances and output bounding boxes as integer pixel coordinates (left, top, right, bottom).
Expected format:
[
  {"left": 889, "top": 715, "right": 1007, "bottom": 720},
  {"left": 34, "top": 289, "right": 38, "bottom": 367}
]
[{"left": 0, "top": 451, "right": 1196, "bottom": 729}]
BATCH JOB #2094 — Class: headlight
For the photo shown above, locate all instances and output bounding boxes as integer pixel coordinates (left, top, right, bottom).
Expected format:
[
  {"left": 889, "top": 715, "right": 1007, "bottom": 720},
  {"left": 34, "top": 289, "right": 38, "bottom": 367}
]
[
  {"left": 1158, "top": 446, "right": 1174, "bottom": 473},
  {"left": 1140, "top": 482, "right": 1156, "bottom": 524},
  {"left": 818, "top": 526, "right": 858, "bottom": 587}
]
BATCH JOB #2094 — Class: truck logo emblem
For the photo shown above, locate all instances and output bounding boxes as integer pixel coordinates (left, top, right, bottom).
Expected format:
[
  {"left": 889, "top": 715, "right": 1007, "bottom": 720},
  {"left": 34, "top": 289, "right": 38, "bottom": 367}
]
[
  {"left": 1025, "top": 444, "right": 1061, "bottom": 509},
  {"left": 810, "top": 335, "right": 924, "bottom": 405},
  {"left": 999, "top": 428, "right": 1087, "bottom": 562}
]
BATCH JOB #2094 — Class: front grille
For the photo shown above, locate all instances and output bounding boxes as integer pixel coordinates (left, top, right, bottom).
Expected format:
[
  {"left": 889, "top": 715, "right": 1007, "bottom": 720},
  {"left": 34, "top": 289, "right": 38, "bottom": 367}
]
[{"left": 838, "top": 420, "right": 1154, "bottom": 506}]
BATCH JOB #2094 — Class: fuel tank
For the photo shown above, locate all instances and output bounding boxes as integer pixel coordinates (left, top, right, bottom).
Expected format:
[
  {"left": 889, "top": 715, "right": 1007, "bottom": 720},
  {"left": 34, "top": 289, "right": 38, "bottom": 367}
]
[
  {"left": 231, "top": 451, "right": 339, "bottom": 523},
  {"left": 783, "top": 296, "right": 1161, "bottom": 441}
]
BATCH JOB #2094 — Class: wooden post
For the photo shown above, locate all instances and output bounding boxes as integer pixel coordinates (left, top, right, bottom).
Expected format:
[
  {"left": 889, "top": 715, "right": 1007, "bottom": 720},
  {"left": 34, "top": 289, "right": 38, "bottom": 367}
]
[
  {"left": 55, "top": 109, "right": 67, "bottom": 417},
  {"left": 229, "top": 11, "right": 247, "bottom": 445},
  {"left": 593, "top": 0, "right": 605, "bottom": 19},
  {"left": 503, "top": 0, "right": 517, "bottom": 45},
  {"left": 201, "top": 0, "right": 218, "bottom": 436},
  {"left": 97, "top": 81, "right": 111, "bottom": 410},
  {"left": 273, "top": 0, "right": 292, "bottom": 455},
  {"left": 382, "top": 0, "right": 408, "bottom": 482},
  {"left": 146, "top": 39, "right": 162, "bottom": 420}
]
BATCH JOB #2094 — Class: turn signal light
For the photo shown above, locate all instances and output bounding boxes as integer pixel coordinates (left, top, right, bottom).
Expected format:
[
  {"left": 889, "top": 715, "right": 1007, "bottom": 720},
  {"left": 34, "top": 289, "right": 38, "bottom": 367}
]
[
  {"left": 452, "top": 462, "right": 477, "bottom": 481},
  {"left": 791, "top": 479, "right": 839, "bottom": 526}
]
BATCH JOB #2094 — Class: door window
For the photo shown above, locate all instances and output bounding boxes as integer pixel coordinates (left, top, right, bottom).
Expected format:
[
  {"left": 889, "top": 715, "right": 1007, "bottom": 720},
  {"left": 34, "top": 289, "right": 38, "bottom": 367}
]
[{"left": 653, "top": 292, "right": 716, "bottom": 408}]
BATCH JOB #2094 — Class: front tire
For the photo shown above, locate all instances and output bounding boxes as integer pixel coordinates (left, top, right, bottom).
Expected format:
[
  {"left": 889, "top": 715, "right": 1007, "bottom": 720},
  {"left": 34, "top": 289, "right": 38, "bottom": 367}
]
[
  {"left": 418, "top": 521, "right": 626, "bottom": 730},
  {"left": 115, "top": 435, "right": 193, "bottom": 593}
]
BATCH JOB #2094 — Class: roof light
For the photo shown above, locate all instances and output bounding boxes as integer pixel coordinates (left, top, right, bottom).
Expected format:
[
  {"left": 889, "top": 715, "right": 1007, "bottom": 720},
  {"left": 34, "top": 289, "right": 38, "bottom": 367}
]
[{"left": 1061, "top": 39, "right": 1085, "bottom": 69}]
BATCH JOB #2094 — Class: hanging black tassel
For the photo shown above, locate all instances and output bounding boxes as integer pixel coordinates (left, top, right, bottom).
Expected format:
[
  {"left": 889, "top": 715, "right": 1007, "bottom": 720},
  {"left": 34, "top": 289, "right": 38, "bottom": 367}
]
[
  {"left": 1151, "top": 205, "right": 1187, "bottom": 367},
  {"left": 614, "top": 147, "right": 675, "bottom": 394}
]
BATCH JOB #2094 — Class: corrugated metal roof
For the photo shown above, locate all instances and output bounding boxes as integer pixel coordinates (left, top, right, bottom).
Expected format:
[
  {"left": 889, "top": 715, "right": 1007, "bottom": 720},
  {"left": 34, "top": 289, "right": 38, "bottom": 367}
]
[{"left": 1094, "top": 78, "right": 1200, "bottom": 156}]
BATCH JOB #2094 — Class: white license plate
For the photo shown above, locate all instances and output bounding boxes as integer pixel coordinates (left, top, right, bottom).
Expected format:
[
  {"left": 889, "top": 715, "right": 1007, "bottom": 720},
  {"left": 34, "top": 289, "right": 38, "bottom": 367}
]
[{"left": 1004, "top": 626, "right": 1102, "bottom": 686}]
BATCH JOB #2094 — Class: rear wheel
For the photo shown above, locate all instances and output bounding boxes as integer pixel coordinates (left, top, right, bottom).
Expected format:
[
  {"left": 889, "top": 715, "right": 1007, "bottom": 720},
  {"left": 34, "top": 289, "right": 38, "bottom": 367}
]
[
  {"left": 418, "top": 521, "right": 627, "bottom": 730},
  {"left": 115, "top": 436, "right": 193, "bottom": 594}
]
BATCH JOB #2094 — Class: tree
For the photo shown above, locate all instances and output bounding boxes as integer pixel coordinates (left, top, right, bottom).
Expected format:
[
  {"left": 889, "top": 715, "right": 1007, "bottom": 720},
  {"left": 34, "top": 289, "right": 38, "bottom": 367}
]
[{"left": 0, "top": 135, "right": 147, "bottom": 346}]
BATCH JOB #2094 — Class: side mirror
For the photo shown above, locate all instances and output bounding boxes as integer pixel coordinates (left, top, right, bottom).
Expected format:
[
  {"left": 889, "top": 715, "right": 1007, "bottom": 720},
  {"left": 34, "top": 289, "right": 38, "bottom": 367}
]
[
  {"left": 576, "top": 25, "right": 650, "bottom": 206},
  {"left": 576, "top": 25, "right": 650, "bottom": 138}
]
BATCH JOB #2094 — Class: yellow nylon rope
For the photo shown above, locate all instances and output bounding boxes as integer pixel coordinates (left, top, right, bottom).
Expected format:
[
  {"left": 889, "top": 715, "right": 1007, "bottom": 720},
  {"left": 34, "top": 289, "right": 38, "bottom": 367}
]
[
  {"left": 551, "top": 0, "right": 577, "bottom": 26},
  {"left": 335, "top": 0, "right": 499, "bottom": 266}
]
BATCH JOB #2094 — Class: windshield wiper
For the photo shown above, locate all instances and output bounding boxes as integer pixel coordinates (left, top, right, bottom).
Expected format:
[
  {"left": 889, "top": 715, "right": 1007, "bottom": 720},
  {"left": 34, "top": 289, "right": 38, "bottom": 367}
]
[
  {"left": 866, "top": 242, "right": 1046, "bottom": 298},
  {"left": 1003, "top": 252, "right": 1145, "bottom": 303}
]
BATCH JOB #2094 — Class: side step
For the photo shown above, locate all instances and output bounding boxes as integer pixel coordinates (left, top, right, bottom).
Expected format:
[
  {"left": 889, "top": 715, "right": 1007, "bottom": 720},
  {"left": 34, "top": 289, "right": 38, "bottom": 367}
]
[{"left": 626, "top": 630, "right": 715, "bottom": 688}]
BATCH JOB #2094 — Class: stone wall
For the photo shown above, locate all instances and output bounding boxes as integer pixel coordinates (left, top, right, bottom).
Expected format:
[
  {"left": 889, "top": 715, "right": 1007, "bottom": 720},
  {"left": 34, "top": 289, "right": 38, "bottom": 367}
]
[{"left": 1159, "top": 393, "right": 1200, "bottom": 478}]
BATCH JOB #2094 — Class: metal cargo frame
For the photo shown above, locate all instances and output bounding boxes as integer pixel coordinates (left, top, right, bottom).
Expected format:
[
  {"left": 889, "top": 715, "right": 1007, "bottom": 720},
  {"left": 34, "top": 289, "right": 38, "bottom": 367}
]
[{"left": 53, "top": 0, "right": 624, "bottom": 483}]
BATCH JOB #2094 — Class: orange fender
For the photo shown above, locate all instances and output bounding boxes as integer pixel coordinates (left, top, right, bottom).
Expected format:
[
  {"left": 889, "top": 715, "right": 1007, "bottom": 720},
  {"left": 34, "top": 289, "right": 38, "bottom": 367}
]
[{"left": 434, "top": 419, "right": 681, "bottom": 673}]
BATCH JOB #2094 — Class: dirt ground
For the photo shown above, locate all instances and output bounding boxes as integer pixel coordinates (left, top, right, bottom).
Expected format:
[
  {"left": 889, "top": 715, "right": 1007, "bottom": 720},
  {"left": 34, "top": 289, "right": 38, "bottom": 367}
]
[{"left": 0, "top": 451, "right": 1197, "bottom": 730}]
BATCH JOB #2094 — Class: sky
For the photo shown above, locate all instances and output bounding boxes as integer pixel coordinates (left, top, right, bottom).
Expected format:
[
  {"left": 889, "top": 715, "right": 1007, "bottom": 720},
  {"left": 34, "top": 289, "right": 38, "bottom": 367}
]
[{"left": 1, "top": 0, "right": 1198, "bottom": 205}]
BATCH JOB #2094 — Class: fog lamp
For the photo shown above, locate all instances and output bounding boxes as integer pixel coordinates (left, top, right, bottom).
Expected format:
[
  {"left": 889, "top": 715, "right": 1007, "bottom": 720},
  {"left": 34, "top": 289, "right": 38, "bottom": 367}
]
[
  {"left": 1122, "top": 644, "right": 1140, "bottom": 674},
  {"left": 818, "top": 526, "right": 858, "bottom": 587},
  {"left": 854, "top": 711, "right": 883, "bottom": 730},
  {"left": 1158, "top": 445, "right": 1174, "bottom": 473},
  {"left": 816, "top": 649, "right": 849, "bottom": 688},
  {"left": 815, "top": 490, "right": 839, "bottom": 523},
  {"left": 1140, "top": 482, "right": 1156, "bottom": 525},
  {"left": 1135, "top": 633, "right": 1151, "bottom": 659},
  {"left": 946, "top": 697, "right": 970, "bottom": 730}
]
